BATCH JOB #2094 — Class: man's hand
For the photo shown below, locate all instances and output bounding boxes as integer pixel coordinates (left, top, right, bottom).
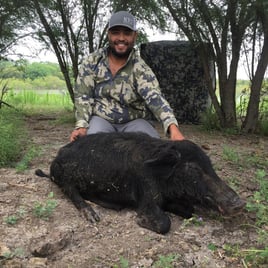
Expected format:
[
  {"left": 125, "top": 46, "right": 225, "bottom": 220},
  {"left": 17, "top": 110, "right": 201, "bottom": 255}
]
[
  {"left": 168, "top": 124, "right": 185, "bottom": 141},
  {"left": 70, "top": 128, "right": 87, "bottom": 142}
]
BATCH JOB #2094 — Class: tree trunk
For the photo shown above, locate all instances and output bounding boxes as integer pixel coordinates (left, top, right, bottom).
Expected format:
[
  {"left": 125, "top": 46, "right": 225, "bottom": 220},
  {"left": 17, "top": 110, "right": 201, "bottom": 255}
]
[
  {"left": 33, "top": 0, "right": 75, "bottom": 103},
  {"left": 242, "top": 1, "right": 268, "bottom": 133},
  {"left": 242, "top": 32, "right": 268, "bottom": 132},
  {"left": 217, "top": 46, "right": 240, "bottom": 128},
  {"left": 197, "top": 43, "right": 225, "bottom": 124}
]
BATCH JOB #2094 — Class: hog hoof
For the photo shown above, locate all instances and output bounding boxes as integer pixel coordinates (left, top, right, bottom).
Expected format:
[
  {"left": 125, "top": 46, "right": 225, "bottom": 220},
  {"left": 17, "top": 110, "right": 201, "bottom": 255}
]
[{"left": 81, "top": 207, "right": 100, "bottom": 223}]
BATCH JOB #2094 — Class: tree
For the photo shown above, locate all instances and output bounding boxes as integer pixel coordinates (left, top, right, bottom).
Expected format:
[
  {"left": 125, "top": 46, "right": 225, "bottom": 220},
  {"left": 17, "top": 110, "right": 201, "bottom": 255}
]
[
  {"left": 162, "top": 0, "right": 259, "bottom": 129},
  {"left": 0, "top": 0, "right": 31, "bottom": 58},
  {"left": 26, "top": 0, "right": 167, "bottom": 103},
  {"left": 241, "top": 0, "right": 268, "bottom": 132}
]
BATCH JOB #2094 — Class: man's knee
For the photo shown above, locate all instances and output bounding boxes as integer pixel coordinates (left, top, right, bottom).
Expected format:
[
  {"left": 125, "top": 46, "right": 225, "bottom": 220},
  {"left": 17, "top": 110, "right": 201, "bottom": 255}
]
[
  {"left": 123, "top": 119, "right": 160, "bottom": 138},
  {"left": 87, "top": 116, "right": 115, "bottom": 134}
]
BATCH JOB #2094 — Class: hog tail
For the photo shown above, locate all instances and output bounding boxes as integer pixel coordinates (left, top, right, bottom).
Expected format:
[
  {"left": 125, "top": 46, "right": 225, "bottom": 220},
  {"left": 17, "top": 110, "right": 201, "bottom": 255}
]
[{"left": 35, "top": 169, "right": 50, "bottom": 179}]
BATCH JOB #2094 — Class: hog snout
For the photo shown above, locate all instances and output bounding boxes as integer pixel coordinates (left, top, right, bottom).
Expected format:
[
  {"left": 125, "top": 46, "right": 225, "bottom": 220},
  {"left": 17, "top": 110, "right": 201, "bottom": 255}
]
[{"left": 219, "top": 196, "right": 246, "bottom": 215}]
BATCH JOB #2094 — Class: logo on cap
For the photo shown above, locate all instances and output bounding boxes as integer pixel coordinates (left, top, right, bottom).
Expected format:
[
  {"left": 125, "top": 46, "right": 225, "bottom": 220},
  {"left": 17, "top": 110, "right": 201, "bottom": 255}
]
[{"left": 109, "top": 11, "right": 137, "bottom": 31}]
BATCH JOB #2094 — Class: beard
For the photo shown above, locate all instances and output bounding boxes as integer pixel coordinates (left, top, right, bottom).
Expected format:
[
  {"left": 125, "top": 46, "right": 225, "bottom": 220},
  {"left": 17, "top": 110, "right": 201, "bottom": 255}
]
[{"left": 109, "top": 41, "right": 134, "bottom": 58}]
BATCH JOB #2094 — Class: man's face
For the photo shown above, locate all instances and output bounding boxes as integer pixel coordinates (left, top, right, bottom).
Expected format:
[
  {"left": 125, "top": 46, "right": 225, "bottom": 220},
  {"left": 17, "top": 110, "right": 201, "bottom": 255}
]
[{"left": 108, "top": 26, "right": 137, "bottom": 58}]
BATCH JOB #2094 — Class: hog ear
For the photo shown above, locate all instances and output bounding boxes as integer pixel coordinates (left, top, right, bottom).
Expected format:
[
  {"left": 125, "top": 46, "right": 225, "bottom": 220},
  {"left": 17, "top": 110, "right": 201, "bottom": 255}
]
[{"left": 144, "top": 151, "right": 181, "bottom": 179}]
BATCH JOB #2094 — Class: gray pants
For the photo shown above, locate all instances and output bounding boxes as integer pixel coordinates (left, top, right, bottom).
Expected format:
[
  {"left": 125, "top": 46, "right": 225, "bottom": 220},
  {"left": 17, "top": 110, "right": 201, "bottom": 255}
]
[{"left": 87, "top": 116, "right": 160, "bottom": 138}]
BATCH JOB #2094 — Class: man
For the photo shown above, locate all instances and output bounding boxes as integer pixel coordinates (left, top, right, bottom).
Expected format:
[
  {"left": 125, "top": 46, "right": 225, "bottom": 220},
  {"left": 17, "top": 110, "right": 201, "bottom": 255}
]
[{"left": 70, "top": 11, "right": 184, "bottom": 142}]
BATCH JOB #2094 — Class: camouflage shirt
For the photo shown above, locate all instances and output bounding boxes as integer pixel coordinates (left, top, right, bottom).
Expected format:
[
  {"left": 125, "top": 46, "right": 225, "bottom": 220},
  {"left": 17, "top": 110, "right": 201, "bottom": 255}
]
[{"left": 74, "top": 46, "right": 178, "bottom": 135}]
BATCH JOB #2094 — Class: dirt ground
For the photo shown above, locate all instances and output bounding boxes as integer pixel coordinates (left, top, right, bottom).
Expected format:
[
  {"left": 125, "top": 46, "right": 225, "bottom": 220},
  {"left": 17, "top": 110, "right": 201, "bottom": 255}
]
[{"left": 0, "top": 113, "right": 267, "bottom": 268}]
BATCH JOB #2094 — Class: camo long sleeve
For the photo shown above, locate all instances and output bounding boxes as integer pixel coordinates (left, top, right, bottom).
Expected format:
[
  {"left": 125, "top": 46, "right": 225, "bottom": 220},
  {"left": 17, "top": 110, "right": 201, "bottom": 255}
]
[{"left": 73, "top": 47, "right": 178, "bottom": 135}]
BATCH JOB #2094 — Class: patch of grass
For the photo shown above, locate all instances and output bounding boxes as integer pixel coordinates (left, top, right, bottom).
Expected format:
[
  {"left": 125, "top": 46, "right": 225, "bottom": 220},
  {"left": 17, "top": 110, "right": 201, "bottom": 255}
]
[
  {"left": 224, "top": 244, "right": 268, "bottom": 267},
  {"left": 181, "top": 214, "right": 204, "bottom": 228},
  {"left": 4, "top": 207, "right": 27, "bottom": 225},
  {"left": 4, "top": 215, "right": 19, "bottom": 225},
  {"left": 222, "top": 145, "right": 240, "bottom": 164},
  {"left": 208, "top": 243, "right": 218, "bottom": 251},
  {"left": 113, "top": 257, "right": 129, "bottom": 268},
  {"left": 225, "top": 175, "right": 240, "bottom": 191},
  {"left": 246, "top": 169, "right": 268, "bottom": 228},
  {"left": 15, "top": 145, "right": 41, "bottom": 172},
  {"left": 200, "top": 106, "right": 221, "bottom": 131},
  {"left": 242, "top": 247, "right": 268, "bottom": 266},
  {"left": 0, "top": 108, "right": 28, "bottom": 167},
  {"left": 33, "top": 192, "right": 58, "bottom": 221},
  {"left": 224, "top": 169, "right": 268, "bottom": 267},
  {"left": 6, "top": 89, "right": 73, "bottom": 112},
  {"left": 244, "top": 151, "right": 268, "bottom": 168},
  {"left": 153, "top": 253, "right": 180, "bottom": 268},
  {"left": 54, "top": 110, "right": 74, "bottom": 125},
  {"left": 0, "top": 90, "right": 73, "bottom": 169},
  {"left": 2, "top": 247, "right": 25, "bottom": 260}
]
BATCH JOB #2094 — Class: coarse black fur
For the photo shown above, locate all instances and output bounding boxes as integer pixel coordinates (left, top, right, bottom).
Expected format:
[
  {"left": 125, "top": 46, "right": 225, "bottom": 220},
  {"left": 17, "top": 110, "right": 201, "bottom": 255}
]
[{"left": 35, "top": 132, "right": 245, "bottom": 234}]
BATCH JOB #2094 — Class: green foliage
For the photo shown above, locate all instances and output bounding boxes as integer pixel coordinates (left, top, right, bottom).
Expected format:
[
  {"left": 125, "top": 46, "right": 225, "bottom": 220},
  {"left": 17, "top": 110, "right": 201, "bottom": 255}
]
[
  {"left": 112, "top": 253, "right": 180, "bottom": 268},
  {"left": 0, "top": 109, "right": 28, "bottom": 167},
  {"left": 222, "top": 145, "right": 267, "bottom": 169},
  {"left": 181, "top": 215, "right": 204, "bottom": 228},
  {"left": 259, "top": 80, "right": 268, "bottom": 135},
  {"left": 4, "top": 207, "right": 26, "bottom": 225},
  {"left": 153, "top": 253, "right": 180, "bottom": 268},
  {"left": 224, "top": 169, "right": 268, "bottom": 267},
  {"left": 16, "top": 146, "right": 41, "bottom": 172},
  {"left": 4, "top": 215, "right": 19, "bottom": 225},
  {"left": 223, "top": 244, "right": 268, "bottom": 267},
  {"left": 246, "top": 169, "right": 268, "bottom": 227},
  {"left": 0, "top": 60, "right": 64, "bottom": 80},
  {"left": 113, "top": 257, "right": 129, "bottom": 268},
  {"left": 33, "top": 192, "right": 58, "bottom": 220},
  {"left": 23, "top": 62, "right": 64, "bottom": 80},
  {"left": 242, "top": 247, "right": 268, "bottom": 266},
  {"left": 207, "top": 243, "right": 218, "bottom": 252},
  {"left": 2, "top": 247, "right": 25, "bottom": 260},
  {"left": 6, "top": 89, "right": 72, "bottom": 112},
  {"left": 0, "top": 60, "right": 24, "bottom": 79},
  {"left": 0, "top": 1, "right": 31, "bottom": 55},
  {"left": 222, "top": 145, "right": 240, "bottom": 165},
  {"left": 238, "top": 79, "right": 268, "bottom": 135},
  {"left": 2, "top": 76, "right": 66, "bottom": 92},
  {"left": 200, "top": 106, "right": 221, "bottom": 131},
  {"left": 0, "top": 77, "right": 72, "bottom": 168},
  {"left": 201, "top": 80, "right": 268, "bottom": 136}
]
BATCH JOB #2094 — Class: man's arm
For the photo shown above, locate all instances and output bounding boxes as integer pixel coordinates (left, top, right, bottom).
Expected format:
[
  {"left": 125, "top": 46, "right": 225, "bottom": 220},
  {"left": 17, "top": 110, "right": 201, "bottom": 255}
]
[
  {"left": 135, "top": 59, "right": 184, "bottom": 138},
  {"left": 70, "top": 58, "right": 95, "bottom": 141}
]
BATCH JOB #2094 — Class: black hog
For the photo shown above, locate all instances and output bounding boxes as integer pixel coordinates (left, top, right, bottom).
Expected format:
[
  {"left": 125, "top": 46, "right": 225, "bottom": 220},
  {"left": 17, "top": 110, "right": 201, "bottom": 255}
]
[{"left": 35, "top": 132, "right": 245, "bottom": 234}]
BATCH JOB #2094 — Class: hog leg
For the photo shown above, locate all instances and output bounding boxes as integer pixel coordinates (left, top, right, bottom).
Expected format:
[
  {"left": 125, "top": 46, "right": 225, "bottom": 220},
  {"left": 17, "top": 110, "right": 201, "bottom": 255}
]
[
  {"left": 136, "top": 202, "right": 171, "bottom": 234},
  {"left": 163, "top": 197, "right": 195, "bottom": 219},
  {"left": 88, "top": 197, "right": 125, "bottom": 211},
  {"left": 61, "top": 183, "right": 100, "bottom": 223}
]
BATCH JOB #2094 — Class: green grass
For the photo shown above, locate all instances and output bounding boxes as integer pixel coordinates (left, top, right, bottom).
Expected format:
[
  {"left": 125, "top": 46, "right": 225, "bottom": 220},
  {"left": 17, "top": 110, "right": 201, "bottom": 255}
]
[
  {"left": 16, "top": 145, "right": 41, "bottom": 172},
  {"left": 153, "top": 253, "right": 180, "bottom": 268},
  {"left": 222, "top": 145, "right": 240, "bottom": 164},
  {"left": 4, "top": 207, "right": 26, "bottom": 225},
  {"left": 0, "top": 109, "right": 28, "bottom": 167},
  {"left": 112, "top": 253, "right": 180, "bottom": 268},
  {"left": 6, "top": 89, "right": 73, "bottom": 112},
  {"left": 33, "top": 192, "right": 58, "bottom": 220},
  {"left": 221, "top": 152, "right": 268, "bottom": 266},
  {"left": 0, "top": 89, "right": 73, "bottom": 168}
]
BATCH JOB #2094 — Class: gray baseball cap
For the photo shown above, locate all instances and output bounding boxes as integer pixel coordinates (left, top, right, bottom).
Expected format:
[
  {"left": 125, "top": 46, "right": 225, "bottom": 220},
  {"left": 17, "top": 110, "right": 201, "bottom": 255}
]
[{"left": 108, "top": 11, "right": 137, "bottom": 31}]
